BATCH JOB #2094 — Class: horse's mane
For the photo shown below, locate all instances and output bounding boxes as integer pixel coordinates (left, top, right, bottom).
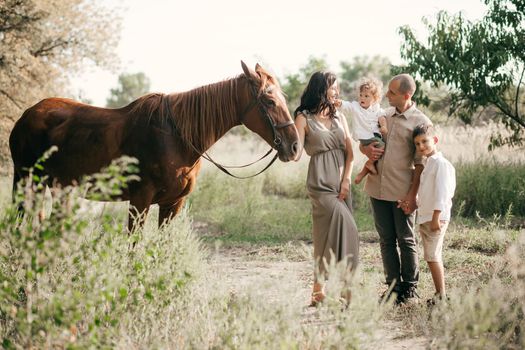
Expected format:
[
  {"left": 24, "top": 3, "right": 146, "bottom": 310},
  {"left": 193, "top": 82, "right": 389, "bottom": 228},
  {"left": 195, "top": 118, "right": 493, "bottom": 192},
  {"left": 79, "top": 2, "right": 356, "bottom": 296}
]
[{"left": 128, "top": 75, "right": 244, "bottom": 152}]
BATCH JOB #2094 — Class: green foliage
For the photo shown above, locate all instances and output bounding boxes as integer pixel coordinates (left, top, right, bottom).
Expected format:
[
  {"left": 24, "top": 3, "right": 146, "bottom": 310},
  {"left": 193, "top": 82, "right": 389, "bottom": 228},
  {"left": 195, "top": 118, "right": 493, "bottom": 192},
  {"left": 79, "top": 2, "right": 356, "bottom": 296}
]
[
  {"left": 0, "top": 155, "right": 203, "bottom": 348},
  {"left": 106, "top": 72, "right": 151, "bottom": 108},
  {"left": 398, "top": 0, "right": 525, "bottom": 148},
  {"left": 425, "top": 232, "right": 525, "bottom": 349},
  {"left": 188, "top": 169, "right": 312, "bottom": 244},
  {"left": 188, "top": 163, "right": 376, "bottom": 246},
  {"left": 454, "top": 160, "right": 525, "bottom": 217},
  {"left": 281, "top": 56, "right": 330, "bottom": 113},
  {"left": 446, "top": 219, "right": 520, "bottom": 255},
  {"left": 0, "top": 0, "right": 121, "bottom": 170}
]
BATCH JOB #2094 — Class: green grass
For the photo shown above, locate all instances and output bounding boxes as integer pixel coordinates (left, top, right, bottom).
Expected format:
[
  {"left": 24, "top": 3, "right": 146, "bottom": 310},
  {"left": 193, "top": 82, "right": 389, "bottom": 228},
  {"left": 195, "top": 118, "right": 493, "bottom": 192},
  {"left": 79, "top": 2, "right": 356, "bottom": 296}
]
[
  {"left": 188, "top": 167, "right": 375, "bottom": 246},
  {"left": 0, "top": 174, "right": 205, "bottom": 348},
  {"left": 1, "top": 156, "right": 524, "bottom": 348},
  {"left": 454, "top": 160, "right": 525, "bottom": 218}
]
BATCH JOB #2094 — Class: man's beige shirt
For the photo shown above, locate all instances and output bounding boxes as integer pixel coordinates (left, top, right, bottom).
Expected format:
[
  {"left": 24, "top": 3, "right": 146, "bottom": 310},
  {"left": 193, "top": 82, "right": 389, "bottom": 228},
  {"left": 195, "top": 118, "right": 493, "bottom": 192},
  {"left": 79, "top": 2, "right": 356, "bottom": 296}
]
[{"left": 364, "top": 104, "right": 432, "bottom": 201}]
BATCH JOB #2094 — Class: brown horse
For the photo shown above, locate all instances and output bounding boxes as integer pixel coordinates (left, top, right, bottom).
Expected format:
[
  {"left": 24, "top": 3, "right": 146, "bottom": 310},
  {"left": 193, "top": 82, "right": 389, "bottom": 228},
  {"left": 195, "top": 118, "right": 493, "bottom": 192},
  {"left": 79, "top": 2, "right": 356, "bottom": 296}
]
[{"left": 9, "top": 61, "right": 299, "bottom": 230}]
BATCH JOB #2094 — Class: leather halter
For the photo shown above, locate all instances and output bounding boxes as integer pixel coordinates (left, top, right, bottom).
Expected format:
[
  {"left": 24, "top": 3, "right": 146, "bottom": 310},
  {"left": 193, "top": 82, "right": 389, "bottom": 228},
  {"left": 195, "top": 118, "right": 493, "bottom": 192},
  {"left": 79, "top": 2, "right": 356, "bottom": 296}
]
[
  {"left": 238, "top": 82, "right": 295, "bottom": 148},
  {"left": 163, "top": 78, "right": 295, "bottom": 179}
]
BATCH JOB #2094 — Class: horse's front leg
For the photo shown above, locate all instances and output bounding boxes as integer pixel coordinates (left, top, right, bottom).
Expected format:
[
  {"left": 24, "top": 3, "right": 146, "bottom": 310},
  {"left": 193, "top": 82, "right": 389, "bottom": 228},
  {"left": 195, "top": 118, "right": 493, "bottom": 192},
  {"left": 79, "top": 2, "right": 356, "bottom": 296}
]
[
  {"left": 158, "top": 197, "right": 187, "bottom": 228},
  {"left": 128, "top": 183, "right": 155, "bottom": 233}
]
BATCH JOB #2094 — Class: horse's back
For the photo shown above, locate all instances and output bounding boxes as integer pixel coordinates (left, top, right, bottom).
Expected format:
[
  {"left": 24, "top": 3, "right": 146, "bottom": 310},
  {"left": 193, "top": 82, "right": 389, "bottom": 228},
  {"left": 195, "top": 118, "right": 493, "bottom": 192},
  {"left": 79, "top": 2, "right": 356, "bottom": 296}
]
[
  {"left": 10, "top": 98, "right": 128, "bottom": 183},
  {"left": 9, "top": 98, "right": 69, "bottom": 170}
]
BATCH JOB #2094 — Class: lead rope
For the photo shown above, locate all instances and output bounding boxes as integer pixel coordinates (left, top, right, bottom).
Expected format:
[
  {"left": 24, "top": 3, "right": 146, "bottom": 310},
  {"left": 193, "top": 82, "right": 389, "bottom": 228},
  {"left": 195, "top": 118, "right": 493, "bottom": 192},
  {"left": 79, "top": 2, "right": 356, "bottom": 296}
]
[{"left": 163, "top": 94, "right": 278, "bottom": 179}]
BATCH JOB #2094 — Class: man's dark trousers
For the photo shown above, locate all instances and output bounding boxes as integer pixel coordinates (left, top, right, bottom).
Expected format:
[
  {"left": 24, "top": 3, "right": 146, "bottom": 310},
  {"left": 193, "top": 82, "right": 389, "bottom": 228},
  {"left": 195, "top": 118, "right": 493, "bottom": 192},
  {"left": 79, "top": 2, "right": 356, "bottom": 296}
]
[{"left": 370, "top": 197, "right": 419, "bottom": 290}]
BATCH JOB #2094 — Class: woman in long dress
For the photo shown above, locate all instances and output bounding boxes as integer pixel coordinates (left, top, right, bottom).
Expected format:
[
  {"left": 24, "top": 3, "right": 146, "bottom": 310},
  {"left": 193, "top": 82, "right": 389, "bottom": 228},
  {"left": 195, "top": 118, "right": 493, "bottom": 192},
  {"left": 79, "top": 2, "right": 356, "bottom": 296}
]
[{"left": 294, "top": 71, "right": 359, "bottom": 306}]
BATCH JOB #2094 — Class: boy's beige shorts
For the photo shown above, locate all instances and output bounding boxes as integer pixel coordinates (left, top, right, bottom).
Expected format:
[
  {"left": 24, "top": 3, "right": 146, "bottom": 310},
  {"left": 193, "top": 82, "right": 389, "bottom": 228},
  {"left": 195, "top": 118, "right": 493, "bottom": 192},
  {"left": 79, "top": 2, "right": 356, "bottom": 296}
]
[{"left": 419, "top": 221, "right": 449, "bottom": 262}]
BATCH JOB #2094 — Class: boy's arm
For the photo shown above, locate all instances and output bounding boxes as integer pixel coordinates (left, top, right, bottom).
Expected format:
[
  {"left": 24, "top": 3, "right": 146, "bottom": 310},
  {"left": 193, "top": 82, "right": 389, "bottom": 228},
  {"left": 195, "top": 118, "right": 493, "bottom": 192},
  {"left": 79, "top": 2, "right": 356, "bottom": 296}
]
[
  {"left": 431, "top": 160, "right": 454, "bottom": 221},
  {"left": 430, "top": 210, "right": 442, "bottom": 231}
]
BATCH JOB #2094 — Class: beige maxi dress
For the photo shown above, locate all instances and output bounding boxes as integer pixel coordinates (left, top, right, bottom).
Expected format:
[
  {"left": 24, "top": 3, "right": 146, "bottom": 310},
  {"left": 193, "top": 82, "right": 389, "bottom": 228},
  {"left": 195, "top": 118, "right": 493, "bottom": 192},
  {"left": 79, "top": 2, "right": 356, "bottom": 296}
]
[{"left": 302, "top": 110, "right": 359, "bottom": 279}]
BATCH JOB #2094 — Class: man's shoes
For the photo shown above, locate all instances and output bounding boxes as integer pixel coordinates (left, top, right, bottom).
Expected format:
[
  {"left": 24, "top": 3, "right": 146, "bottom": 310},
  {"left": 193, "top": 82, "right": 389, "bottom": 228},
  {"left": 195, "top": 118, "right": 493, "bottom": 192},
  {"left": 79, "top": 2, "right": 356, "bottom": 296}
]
[
  {"left": 395, "top": 285, "right": 420, "bottom": 305},
  {"left": 379, "top": 284, "right": 404, "bottom": 304}
]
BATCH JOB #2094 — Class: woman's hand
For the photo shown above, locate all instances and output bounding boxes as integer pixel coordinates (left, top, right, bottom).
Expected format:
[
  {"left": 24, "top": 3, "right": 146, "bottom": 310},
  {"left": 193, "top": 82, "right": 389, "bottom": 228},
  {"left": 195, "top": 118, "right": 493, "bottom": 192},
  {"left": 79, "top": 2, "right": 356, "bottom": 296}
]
[{"left": 338, "top": 178, "right": 351, "bottom": 200}]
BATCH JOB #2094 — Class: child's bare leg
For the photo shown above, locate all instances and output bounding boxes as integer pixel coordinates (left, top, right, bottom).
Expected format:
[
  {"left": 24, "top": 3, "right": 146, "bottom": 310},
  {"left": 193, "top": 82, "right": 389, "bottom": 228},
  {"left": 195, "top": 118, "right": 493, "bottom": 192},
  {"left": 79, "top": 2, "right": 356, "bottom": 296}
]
[
  {"left": 364, "top": 159, "right": 378, "bottom": 175},
  {"left": 354, "top": 164, "right": 370, "bottom": 184},
  {"left": 427, "top": 261, "right": 446, "bottom": 297}
]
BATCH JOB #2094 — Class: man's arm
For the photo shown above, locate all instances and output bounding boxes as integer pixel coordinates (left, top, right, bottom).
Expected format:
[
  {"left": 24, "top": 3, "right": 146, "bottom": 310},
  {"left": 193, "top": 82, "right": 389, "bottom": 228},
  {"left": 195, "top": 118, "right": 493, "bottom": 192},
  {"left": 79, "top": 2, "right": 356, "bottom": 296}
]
[
  {"left": 397, "top": 164, "right": 423, "bottom": 214},
  {"left": 359, "top": 142, "right": 384, "bottom": 161}
]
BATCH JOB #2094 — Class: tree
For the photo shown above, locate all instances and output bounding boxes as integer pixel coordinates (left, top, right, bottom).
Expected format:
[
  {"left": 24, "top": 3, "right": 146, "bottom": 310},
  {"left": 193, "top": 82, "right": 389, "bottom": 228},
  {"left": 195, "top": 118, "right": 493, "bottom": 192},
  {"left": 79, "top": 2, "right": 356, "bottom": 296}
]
[
  {"left": 398, "top": 0, "right": 525, "bottom": 149},
  {"left": 281, "top": 56, "right": 329, "bottom": 113},
  {"left": 0, "top": 0, "right": 121, "bottom": 170},
  {"left": 106, "top": 72, "right": 151, "bottom": 108}
]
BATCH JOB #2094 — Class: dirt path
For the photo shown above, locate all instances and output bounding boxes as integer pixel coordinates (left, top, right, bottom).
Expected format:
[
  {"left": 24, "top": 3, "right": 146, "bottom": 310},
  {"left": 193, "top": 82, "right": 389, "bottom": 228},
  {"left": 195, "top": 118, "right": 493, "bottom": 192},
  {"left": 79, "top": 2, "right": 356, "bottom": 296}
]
[{"left": 207, "top": 244, "right": 428, "bottom": 349}]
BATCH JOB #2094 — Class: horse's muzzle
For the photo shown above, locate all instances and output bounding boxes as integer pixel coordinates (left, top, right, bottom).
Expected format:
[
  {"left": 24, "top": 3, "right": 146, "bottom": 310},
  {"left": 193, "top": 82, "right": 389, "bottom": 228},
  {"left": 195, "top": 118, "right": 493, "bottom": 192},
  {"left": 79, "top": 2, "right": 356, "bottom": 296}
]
[{"left": 277, "top": 140, "right": 299, "bottom": 162}]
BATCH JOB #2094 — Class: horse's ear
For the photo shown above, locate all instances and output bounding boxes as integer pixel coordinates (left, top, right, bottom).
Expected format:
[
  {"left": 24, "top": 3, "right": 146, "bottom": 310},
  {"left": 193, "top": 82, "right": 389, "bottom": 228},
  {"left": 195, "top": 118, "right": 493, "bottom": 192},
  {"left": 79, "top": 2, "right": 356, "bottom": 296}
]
[
  {"left": 255, "top": 63, "right": 265, "bottom": 76},
  {"left": 255, "top": 63, "right": 277, "bottom": 87},
  {"left": 241, "top": 60, "right": 259, "bottom": 83}
]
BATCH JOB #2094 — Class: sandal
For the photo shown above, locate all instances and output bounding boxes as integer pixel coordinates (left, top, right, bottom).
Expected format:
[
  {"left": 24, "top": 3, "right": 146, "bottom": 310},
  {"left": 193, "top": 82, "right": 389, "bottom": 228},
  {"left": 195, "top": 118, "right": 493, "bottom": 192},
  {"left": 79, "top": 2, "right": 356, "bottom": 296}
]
[{"left": 309, "top": 291, "right": 325, "bottom": 307}]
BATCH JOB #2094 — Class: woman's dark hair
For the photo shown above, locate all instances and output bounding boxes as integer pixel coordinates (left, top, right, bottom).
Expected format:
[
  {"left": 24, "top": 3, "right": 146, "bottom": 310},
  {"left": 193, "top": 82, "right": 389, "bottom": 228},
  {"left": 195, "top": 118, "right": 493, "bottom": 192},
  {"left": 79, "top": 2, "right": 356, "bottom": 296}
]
[{"left": 294, "top": 71, "right": 337, "bottom": 119}]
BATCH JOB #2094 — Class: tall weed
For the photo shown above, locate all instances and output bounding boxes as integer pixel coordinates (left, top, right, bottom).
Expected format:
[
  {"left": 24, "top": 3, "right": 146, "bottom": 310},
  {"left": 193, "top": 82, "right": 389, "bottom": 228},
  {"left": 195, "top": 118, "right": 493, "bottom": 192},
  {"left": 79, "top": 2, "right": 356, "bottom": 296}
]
[
  {"left": 424, "top": 231, "right": 525, "bottom": 349},
  {"left": 0, "top": 156, "right": 204, "bottom": 348},
  {"left": 454, "top": 160, "right": 525, "bottom": 218}
]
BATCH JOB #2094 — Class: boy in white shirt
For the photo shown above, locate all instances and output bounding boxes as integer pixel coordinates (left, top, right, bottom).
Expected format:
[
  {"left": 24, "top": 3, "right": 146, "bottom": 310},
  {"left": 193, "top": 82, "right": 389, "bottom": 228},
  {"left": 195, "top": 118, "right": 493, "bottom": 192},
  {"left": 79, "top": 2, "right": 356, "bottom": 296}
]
[
  {"left": 413, "top": 124, "right": 456, "bottom": 303},
  {"left": 335, "top": 77, "right": 389, "bottom": 184}
]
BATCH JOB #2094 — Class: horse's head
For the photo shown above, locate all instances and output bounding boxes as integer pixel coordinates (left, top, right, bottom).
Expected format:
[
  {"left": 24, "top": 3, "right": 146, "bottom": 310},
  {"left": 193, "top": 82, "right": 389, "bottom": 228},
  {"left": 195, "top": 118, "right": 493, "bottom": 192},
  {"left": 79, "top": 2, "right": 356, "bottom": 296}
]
[{"left": 240, "top": 61, "right": 299, "bottom": 162}]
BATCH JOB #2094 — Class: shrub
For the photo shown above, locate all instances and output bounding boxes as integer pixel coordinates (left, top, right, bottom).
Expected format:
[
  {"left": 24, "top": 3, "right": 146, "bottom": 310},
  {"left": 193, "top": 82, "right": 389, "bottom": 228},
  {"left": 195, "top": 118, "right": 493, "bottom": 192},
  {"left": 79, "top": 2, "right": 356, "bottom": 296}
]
[
  {"left": 454, "top": 160, "right": 525, "bottom": 218},
  {"left": 0, "top": 155, "right": 204, "bottom": 348}
]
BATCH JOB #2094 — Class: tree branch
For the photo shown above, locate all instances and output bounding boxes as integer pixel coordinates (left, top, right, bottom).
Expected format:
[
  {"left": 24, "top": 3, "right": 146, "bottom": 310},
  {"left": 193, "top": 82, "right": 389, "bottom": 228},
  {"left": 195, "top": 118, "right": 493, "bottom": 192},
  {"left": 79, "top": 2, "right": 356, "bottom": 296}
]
[
  {"left": 492, "top": 96, "right": 525, "bottom": 129},
  {"left": 31, "top": 39, "right": 71, "bottom": 57},
  {"left": 0, "top": 89, "right": 23, "bottom": 109},
  {"left": 516, "top": 64, "right": 525, "bottom": 121}
]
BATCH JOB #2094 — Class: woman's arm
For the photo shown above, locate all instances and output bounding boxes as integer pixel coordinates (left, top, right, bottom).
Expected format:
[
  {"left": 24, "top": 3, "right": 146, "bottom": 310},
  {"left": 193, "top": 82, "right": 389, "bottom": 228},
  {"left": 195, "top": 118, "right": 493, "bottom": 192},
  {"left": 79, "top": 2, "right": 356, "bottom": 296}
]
[
  {"left": 294, "top": 114, "right": 308, "bottom": 161},
  {"left": 338, "top": 115, "right": 354, "bottom": 200}
]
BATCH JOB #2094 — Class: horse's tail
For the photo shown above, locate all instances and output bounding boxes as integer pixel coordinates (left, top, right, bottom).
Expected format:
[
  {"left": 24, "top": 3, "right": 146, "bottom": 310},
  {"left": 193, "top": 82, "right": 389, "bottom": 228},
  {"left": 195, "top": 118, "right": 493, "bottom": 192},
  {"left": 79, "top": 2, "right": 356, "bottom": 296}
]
[
  {"left": 12, "top": 168, "right": 19, "bottom": 202},
  {"left": 12, "top": 167, "right": 25, "bottom": 217}
]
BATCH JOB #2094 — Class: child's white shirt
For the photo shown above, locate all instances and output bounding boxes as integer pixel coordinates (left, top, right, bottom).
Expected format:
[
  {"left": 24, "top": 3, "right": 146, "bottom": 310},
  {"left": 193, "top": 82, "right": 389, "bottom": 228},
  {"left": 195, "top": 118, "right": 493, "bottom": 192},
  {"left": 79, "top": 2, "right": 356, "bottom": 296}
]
[
  {"left": 340, "top": 100, "right": 385, "bottom": 141},
  {"left": 417, "top": 152, "right": 456, "bottom": 224}
]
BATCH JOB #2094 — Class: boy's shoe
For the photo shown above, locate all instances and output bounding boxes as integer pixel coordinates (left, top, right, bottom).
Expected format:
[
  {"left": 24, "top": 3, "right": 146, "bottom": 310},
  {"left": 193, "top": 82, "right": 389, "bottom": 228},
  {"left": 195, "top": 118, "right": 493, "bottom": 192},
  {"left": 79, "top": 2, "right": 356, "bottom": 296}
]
[
  {"left": 426, "top": 293, "right": 449, "bottom": 307},
  {"left": 396, "top": 285, "right": 420, "bottom": 304}
]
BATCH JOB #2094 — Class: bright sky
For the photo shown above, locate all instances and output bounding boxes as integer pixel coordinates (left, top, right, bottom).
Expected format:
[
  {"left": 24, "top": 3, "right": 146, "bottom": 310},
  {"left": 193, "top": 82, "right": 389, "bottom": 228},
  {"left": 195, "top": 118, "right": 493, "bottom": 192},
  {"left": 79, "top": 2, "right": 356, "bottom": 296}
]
[{"left": 73, "top": 0, "right": 487, "bottom": 106}]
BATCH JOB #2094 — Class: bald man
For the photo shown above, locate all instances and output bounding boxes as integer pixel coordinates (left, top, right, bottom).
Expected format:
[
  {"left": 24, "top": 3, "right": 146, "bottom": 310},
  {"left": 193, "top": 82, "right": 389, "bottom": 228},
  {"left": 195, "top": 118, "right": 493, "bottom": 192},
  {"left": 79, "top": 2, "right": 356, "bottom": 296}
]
[{"left": 360, "top": 74, "right": 432, "bottom": 304}]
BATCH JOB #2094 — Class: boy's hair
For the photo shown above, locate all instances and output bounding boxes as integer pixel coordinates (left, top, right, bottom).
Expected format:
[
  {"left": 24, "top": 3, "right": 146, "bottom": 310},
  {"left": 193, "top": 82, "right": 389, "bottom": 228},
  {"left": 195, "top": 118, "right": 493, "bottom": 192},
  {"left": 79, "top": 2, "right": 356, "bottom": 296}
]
[
  {"left": 412, "top": 123, "right": 436, "bottom": 139},
  {"left": 357, "top": 77, "right": 383, "bottom": 102}
]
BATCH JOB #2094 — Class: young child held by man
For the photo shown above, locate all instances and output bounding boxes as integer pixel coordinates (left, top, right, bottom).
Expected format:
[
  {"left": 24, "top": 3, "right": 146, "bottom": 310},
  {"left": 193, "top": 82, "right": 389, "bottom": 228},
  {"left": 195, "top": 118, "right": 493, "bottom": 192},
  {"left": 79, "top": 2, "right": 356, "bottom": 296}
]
[
  {"left": 413, "top": 124, "right": 456, "bottom": 304},
  {"left": 335, "top": 77, "right": 389, "bottom": 184}
]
